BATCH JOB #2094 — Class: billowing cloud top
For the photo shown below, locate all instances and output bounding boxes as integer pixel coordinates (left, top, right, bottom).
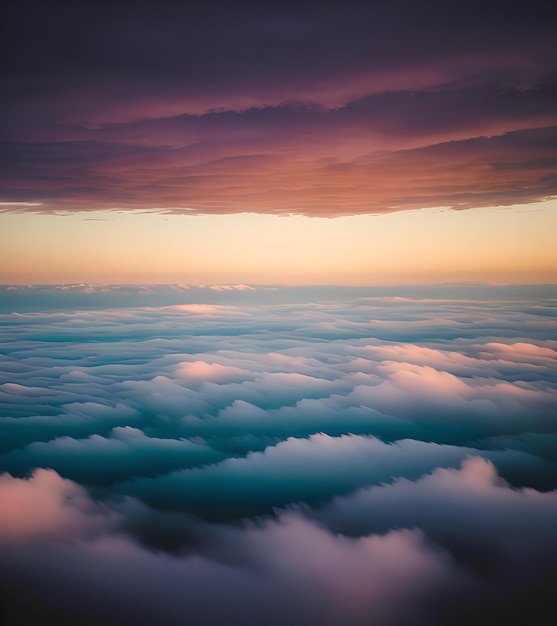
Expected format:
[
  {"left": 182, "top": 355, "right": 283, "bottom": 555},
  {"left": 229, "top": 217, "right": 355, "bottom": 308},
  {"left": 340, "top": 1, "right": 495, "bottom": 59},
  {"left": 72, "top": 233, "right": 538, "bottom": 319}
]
[
  {"left": 0, "top": 285, "right": 557, "bottom": 624},
  {"left": 1, "top": 0, "right": 556, "bottom": 215}
]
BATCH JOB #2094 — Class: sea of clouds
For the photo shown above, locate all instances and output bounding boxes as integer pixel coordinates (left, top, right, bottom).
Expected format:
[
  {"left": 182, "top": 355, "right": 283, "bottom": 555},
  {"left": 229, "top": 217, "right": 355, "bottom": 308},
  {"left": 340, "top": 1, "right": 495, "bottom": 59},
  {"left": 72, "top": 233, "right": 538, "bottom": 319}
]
[{"left": 1, "top": 285, "right": 556, "bottom": 625}]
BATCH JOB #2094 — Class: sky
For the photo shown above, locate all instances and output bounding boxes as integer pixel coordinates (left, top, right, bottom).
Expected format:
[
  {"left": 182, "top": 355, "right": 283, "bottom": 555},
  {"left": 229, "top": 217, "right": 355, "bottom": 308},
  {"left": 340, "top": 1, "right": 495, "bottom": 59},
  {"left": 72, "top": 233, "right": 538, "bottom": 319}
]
[
  {"left": 1, "top": 4, "right": 557, "bottom": 621},
  {"left": 1, "top": 0, "right": 557, "bottom": 284}
]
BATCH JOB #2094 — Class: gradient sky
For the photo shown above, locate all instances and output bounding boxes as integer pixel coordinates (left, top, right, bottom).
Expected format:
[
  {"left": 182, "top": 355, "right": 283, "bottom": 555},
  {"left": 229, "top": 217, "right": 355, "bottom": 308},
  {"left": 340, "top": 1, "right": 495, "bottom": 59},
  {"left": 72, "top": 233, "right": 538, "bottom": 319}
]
[{"left": 1, "top": 0, "right": 556, "bottom": 284}]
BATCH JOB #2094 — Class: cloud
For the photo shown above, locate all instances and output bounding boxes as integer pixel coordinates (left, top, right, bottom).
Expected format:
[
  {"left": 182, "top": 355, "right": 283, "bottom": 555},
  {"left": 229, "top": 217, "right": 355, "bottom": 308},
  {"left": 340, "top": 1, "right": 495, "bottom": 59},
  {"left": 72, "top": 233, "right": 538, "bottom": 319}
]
[
  {"left": 1, "top": 287, "right": 556, "bottom": 459},
  {"left": 475, "top": 341, "right": 557, "bottom": 363},
  {"left": 176, "top": 361, "right": 254, "bottom": 385},
  {"left": 1, "top": 287, "right": 556, "bottom": 623},
  {"left": 0, "top": 469, "right": 468, "bottom": 626},
  {"left": 320, "top": 457, "right": 557, "bottom": 572},
  {"left": 2, "top": 120, "right": 556, "bottom": 216},
  {"left": 1, "top": 427, "right": 226, "bottom": 485},
  {"left": 117, "top": 433, "right": 555, "bottom": 520},
  {"left": 0, "top": 469, "right": 115, "bottom": 540},
  {"left": 1, "top": 2, "right": 556, "bottom": 216},
  {"left": 2, "top": 463, "right": 556, "bottom": 625}
]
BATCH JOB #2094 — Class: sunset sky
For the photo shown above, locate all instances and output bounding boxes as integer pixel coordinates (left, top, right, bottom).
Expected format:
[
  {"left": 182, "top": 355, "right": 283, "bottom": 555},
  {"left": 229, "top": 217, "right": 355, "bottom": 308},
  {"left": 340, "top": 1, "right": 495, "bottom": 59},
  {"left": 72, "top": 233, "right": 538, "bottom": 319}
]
[
  {"left": 2, "top": 4, "right": 557, "bottom": 625},
  {"left": 1, "top": 0, "right": 556, "bottom": 283}
]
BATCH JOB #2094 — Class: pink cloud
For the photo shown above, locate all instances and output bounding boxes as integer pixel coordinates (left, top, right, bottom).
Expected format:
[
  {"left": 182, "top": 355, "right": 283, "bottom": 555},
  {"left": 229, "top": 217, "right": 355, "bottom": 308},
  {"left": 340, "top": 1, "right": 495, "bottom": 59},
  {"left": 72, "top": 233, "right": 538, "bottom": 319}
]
[
  {"left": 164, "top": 303, "right": 248, "bottom": 315},
  {"left": 176, "top": 360, "right": 253, "bottom": 385},
  {"left": 232, "top": 514, "right": 461, "bottom": 625},
  {"left": 476, "top": 342, "right": 557, "bottom": 363},
  {"left": 363, "top": 344, "right": 478, "bottom": 369},
  {"left": 0, "top": 469, "right": 114, "bottom": 540},
  {"left": 375, "top": 362, "right": 471, "bottom": 397},
  {"left": 2, "top": 109, "right": 556, "bottom": 217}
]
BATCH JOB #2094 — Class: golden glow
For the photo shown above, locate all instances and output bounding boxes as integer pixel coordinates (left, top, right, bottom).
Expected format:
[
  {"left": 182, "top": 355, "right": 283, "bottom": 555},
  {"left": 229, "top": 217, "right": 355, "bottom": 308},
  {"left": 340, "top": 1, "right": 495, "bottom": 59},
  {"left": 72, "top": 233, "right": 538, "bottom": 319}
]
[{"left": 1, "top": 200, "right": 556, "bottom": 285}]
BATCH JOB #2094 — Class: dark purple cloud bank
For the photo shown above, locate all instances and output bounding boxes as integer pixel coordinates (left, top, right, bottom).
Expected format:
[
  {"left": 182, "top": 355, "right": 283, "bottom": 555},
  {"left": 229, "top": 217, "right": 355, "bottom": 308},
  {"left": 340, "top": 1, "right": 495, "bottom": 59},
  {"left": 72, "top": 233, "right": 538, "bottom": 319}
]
[
  {"left": 1, "top": 1, "right": 556, "bottom": 215},
  {"left": 1, "top": 286, "right": 556, "bottom": 624}
]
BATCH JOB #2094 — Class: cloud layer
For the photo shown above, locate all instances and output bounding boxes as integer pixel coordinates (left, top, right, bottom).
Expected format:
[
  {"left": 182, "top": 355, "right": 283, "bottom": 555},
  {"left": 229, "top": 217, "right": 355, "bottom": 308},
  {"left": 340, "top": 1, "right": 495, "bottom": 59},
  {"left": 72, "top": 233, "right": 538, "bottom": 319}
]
[
  {"left": 1, "top": 1, "right": 556, "bottom": 215},
  {"left": 1, "top": 285, "right": 556, "bottom": 624}
]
